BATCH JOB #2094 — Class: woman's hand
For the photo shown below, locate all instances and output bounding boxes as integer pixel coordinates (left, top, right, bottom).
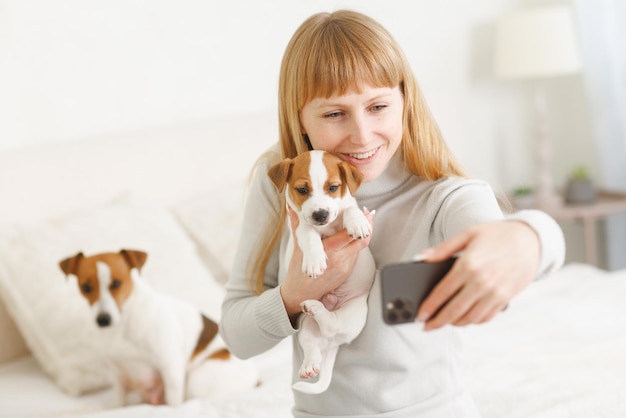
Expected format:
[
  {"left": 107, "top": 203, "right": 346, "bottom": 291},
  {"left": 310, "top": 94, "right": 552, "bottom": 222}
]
[
  {"left": 417, "top": 221, "right": 540, "bottom": 331},
  {"left": 280, "top": 206, "right": 374, "bottom": 320}
]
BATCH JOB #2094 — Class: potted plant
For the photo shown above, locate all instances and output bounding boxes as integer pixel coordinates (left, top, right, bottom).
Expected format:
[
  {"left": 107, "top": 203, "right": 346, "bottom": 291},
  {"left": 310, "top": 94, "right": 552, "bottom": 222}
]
[
  {"left": 512, "top": 186, "right": 534, "bottom": 209},
  {"left": 565, "top": 166, "right": 596, "bottom": 204}
]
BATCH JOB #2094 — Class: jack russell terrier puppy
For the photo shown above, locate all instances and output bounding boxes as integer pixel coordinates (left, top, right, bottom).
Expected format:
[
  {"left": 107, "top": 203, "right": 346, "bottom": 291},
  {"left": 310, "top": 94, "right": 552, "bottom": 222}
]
[
  {"left": 268, "top": 150, "right": 376, "bottom": 394},
  {"left": 59, "top": 249, "right": 258, "bottom": 406}
]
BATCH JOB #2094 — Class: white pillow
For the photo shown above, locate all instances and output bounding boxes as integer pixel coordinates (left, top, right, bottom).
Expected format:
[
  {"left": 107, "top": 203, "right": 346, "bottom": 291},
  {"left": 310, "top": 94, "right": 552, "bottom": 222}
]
[
  {"left": 172, "top": 181, "right": 247, "bottom": 284},
  {"left": 0, "top": 197, "right": 225, "bottom": 395}
]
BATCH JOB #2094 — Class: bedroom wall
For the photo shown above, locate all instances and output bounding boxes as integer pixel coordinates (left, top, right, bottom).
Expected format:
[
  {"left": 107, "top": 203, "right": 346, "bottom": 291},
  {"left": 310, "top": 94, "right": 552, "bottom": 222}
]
[{"left": 0, "top": 0, "right": 601, "bottom": 264}]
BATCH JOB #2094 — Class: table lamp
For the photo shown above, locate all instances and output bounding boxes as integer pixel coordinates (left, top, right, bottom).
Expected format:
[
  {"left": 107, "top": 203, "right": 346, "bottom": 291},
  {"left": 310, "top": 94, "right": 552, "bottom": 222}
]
[{"left": 493, "top": 5, "right": 582, "bottom": 208}]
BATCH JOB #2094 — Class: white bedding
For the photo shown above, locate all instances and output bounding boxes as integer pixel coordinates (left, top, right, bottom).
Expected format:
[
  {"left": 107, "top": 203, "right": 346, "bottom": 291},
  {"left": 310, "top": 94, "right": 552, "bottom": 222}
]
[
  {"left": 0, "top": 339, "right": 295, "bottom": 418},
  {"left": 461, "top": 263, "right": 626, "bottom": 418},
  {"left": 1, "top": 263, "right": 625, "bottom": 418}
]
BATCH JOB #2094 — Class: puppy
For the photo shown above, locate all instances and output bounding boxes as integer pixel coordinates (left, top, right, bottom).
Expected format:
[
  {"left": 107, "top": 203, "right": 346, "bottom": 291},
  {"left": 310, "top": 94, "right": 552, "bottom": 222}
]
[
  {"left": 268, "top": 150, "right": 376, "bottom": 394},
  {"left": 59, "top": 249, "right": 258, "bottom": 406}
]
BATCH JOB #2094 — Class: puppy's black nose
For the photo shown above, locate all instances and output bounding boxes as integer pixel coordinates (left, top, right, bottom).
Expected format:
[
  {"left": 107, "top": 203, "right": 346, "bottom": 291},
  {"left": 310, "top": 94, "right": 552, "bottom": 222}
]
[
  {"left": 312, "top": 209, "right": 329, "bottom": 225},
  {"left": 96, "top": 313, "right": 112, "bottom": 327}
]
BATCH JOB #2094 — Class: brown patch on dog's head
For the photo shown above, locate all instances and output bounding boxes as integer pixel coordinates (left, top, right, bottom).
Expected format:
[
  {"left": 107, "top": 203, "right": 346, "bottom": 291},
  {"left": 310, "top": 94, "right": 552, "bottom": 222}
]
[
  {"left": 321, "top": 151, "right": 363, "bottom": 196},
  {"left": 59, "top": 252, "right": 85, "bottom": 277},
  {"left": 268, "top": 151, "right": 364, "bottom": 213},
  {"left": 268, "top": 158, "right": 294, "bottom": 192},
  {"left": 268, "top": 152, "right": 314, "bottom": 212},
  {"left": 59, "top": 249, "right": 147, "bottom": 309},
  {"left": 120, "top": 249, "right": 147, "bottom": 271}
]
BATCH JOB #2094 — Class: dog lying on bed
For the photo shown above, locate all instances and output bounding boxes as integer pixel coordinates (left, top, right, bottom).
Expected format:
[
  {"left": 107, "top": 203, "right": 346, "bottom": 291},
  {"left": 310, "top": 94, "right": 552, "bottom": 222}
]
[
  {"left": 59, "top": 249, "right": 258, "bottom": 406},
  {"left": 268, "top": 150, "right": 376, "bottom": 394}
]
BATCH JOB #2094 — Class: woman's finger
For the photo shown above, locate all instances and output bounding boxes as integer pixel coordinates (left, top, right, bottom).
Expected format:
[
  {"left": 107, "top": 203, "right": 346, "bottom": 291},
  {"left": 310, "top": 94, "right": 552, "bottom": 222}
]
[
  {"left": 416, "top": 261, "right": 465, "bottom": 323},
  {"left": 417, "top": 227, "right": 476, "bottom": 262}
]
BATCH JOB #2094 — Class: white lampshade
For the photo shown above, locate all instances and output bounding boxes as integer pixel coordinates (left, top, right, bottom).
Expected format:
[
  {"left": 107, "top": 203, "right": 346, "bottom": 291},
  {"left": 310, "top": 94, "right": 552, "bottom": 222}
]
[{"left": 493, "top": 5, "right": 582, "bottom": 79}]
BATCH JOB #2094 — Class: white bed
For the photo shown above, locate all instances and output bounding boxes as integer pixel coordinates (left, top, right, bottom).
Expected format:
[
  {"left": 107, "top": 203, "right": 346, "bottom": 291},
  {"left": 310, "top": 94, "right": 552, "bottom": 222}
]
[
  {"left": 1, "top": 112, "right": 625, "bottom": 418},
  {"left": 2, "top": 263, "right": 625, "bottom": 418}
]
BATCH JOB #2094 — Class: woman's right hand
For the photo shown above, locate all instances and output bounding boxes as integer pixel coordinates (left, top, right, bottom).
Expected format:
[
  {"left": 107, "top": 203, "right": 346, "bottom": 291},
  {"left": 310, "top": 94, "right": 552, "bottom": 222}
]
[{"left": 280, "top": 206, "right": 374, "bottom": 320}]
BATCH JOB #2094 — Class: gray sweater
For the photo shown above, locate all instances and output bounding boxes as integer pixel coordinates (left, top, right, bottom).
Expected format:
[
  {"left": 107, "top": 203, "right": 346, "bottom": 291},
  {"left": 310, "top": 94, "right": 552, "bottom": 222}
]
[{"left": 221, "top": 145, "right": 565, "bottom": 417}]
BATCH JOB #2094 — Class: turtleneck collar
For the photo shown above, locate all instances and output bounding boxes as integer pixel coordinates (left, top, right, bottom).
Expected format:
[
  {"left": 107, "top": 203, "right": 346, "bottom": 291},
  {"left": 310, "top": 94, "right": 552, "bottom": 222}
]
[{"left": 355, "top": 150, "right": 413, "bottom": 201}]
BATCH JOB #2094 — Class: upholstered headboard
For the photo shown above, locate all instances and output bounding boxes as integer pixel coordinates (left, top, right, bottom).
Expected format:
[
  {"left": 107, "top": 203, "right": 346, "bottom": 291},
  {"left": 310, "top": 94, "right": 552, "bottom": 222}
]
[
  {"left": 0, "top": 111, "right": 277, "bottom": 226},
  {"left": 0, "top": 111, "right": 277, "bottom": 363}
]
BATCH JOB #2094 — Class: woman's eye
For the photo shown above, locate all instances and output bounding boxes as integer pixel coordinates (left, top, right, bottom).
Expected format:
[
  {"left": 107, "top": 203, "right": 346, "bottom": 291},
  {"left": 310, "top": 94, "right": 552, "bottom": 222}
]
[
  {"left": 328, "top": 185, "right": 339, "bottom": 193},
  {"left": 371, "top": 104, "right": 387, "bottom": 112},
  {"left": 324, "top": 111, "right": 343, "bottom": 119},
  {"left": 296, "top": 187, "right": 309, "bottom": 195},
  {"left": 81, "top": 283, "right": 92, "bottom": 293},
  {"left": 111, "top": 279, "right": 122, "bottom": 290}
]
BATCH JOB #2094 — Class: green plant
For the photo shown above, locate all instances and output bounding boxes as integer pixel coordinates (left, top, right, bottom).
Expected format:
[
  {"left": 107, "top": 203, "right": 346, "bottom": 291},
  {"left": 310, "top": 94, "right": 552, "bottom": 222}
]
[
  {"left": 513, "top": 186, "right": 533, "bottom": 196},
  {"left": 570, "top": 166, "right": 590, "bottom": 181}
]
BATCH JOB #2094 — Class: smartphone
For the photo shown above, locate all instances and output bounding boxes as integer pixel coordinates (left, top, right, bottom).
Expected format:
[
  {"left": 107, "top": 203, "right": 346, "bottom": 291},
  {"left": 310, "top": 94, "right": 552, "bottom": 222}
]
[{"left": 380, "top": 257, "right": 457, "bottom": 325}]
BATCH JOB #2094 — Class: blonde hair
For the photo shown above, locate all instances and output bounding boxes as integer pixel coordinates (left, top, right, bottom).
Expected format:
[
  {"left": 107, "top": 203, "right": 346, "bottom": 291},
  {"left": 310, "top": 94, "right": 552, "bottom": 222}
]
[{"left": 251, "top": 10, "right": 465, "bottom": 294}]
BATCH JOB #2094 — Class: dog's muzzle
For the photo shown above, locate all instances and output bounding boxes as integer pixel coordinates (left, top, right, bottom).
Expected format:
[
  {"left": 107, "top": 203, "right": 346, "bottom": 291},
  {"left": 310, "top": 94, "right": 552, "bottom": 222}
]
[
  {"left": 96, "top": 312, "right": 112, "bottom": 327},
  {"left": 312, "top": 209, "right": 329, "bottom": 225}
]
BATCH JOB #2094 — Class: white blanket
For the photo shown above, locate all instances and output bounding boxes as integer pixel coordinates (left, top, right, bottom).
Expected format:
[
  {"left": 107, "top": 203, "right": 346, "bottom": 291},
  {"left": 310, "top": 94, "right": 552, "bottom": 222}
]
[
  {"left": 1, "top": 263, "right": 625, "bottom": 418},
  {"left": 462, "top": 263, "right": 626, "bottom": 417}
]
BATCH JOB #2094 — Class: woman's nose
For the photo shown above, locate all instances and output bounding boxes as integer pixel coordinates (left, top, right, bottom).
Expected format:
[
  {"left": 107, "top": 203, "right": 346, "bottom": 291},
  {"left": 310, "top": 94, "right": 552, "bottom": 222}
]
[{"left": 349, "top": 114, "right": 370, "bottom": 145}]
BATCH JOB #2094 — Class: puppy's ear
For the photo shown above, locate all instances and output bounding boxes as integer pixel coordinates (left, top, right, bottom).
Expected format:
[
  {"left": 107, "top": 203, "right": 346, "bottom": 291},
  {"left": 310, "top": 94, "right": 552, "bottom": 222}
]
[
  {"left": 267, "top": 159, "right": 294, "bottom": 192},
  {"left": 338, "top": 161, "right": 364, "bottom": 195},
  {"left": 59, "top": 252, "right": 84, "bottom": 277},
  {"left": 120, "top": 249, "right": 148, "bottom": 271}
]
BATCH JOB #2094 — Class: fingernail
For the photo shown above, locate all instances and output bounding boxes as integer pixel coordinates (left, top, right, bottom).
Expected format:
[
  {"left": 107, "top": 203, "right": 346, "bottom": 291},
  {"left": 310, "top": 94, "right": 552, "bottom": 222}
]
[
  {"left": 417, "top": 310, "right": 430, "bottom": 322},
  {"left": 363, "top": 207, "right": 376, "bottom": 216},
  {"left": 415, "top": 248, "right": 434, "bottom": 261},
  {"left": 415, "top": 319, "right": 425, "bottom": 331},
  {"left": 412, "top": 249, "right": 433, "bottom": 262}
]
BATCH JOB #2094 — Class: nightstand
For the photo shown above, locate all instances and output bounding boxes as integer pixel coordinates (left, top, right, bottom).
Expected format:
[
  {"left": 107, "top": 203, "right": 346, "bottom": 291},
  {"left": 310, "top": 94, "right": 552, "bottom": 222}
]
[{"left": 532, "top": 191, "right": 626, "bottom": 266}]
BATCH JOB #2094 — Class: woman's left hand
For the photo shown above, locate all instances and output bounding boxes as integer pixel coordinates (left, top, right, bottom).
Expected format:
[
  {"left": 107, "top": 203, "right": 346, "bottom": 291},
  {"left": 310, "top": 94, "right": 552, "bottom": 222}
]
[{"left": 416, "top": 221, "right": 541, "bottom": 331}]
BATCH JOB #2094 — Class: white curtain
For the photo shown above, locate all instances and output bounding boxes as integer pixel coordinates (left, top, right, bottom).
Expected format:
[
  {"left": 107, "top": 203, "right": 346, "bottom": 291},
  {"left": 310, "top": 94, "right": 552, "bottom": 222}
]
[{"left": 574, "top": 0, "right": 626, "bottom": 270}]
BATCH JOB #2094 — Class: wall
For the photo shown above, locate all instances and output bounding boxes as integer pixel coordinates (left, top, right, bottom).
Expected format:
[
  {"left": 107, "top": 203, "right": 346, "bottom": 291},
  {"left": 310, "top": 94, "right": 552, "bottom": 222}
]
[
  {"left": 1, "top": 0, "right": 523, "bottom": 185},
  {"left": 0, "top": 0, "right": 601, "bottom": 264}
]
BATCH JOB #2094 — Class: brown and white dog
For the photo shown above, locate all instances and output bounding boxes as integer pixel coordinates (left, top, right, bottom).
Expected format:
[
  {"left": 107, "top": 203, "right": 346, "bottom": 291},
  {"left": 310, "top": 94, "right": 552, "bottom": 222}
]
[
  {"left": 59, "top": 249, "right": 258, "bottom": 406},
  {"left": 268, "top": 150, "right": 376, "bottom": 394}
]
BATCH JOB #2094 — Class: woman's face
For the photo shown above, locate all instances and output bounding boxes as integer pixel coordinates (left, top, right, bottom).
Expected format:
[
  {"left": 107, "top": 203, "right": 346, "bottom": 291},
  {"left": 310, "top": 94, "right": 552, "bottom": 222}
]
[{"left": 299, "top": 84, "right": 404, "bottom": 182}]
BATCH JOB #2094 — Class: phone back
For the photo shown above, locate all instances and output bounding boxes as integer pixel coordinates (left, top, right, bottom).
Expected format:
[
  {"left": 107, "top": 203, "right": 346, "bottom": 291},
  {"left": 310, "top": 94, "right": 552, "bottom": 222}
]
[{"left": 380, "top": 258, "right": 456, "bottom": 325}]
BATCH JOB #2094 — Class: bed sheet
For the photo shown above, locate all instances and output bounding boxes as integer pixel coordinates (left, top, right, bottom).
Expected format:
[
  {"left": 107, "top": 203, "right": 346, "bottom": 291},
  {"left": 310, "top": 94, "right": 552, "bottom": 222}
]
[
  {"left": 2, "top": 263, "right": 625, "bottom": 418},
  {"left": 461, "top": 263, "right": 626, "bottom": 417}
]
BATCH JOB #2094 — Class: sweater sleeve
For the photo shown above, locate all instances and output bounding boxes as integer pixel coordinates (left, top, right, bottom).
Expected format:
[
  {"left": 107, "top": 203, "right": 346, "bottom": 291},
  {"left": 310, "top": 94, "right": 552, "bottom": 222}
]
[
  {"left": 432, "top": 179, "right": 565, "bottom": 280},
  {"left": 219, "top": 148, "right": 298, "bottom": 359},
  {"left": 504, "top": 209, "right": 566, "bottom": 279}
]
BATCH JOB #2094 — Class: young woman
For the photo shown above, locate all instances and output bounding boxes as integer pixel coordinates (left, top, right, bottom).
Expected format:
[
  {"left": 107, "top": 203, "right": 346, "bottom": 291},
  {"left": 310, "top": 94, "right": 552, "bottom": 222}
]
[{"left": 221, "top": 10, "right": 565, "bottom": 417}]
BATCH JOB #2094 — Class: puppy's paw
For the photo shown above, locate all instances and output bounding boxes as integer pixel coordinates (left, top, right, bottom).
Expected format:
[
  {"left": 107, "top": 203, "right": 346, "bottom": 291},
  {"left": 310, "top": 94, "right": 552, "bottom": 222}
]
[
  {"left": 300, "top": 300, "right": 325, "bottom": 317},
  {"left": 302, "top": 250, "right": 327, "bottom": 278},
  {"left": 298, "top": 362, "right": 320, "bottom": 379},
  {"left": 345, "top": 213, "right": 372, "bottom": 239}
]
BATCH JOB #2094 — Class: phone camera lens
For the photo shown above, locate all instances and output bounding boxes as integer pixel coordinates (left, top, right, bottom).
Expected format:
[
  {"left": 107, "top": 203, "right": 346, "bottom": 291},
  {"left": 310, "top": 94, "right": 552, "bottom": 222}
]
[{"left": 386, "top": 298, "right": 414, "bottom": 323}]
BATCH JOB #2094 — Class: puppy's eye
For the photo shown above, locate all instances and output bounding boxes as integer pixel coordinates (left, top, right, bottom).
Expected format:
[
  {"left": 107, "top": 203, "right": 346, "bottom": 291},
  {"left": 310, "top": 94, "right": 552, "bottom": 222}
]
[
  {"left": 328, "top": 184, "right": 340, "bottom": 193},
  {"left": 296, "top": 187, "right": 309, "bottom": 195},
  {"left": 111, "top": 279, "right": 122, "bottom": 290},
  {"left": 81, "top": 283, "right": 92, "bottom": 293}
]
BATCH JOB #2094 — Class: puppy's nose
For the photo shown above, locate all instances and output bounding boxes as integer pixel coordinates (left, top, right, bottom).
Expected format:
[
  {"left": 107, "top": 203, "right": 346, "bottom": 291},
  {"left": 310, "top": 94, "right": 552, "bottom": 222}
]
[
  {"left": 96, "top": 313, "right": 112, "bottom": 327},
  {"left": 312, "top": 209, "right": 329, "bottom": 225}
]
